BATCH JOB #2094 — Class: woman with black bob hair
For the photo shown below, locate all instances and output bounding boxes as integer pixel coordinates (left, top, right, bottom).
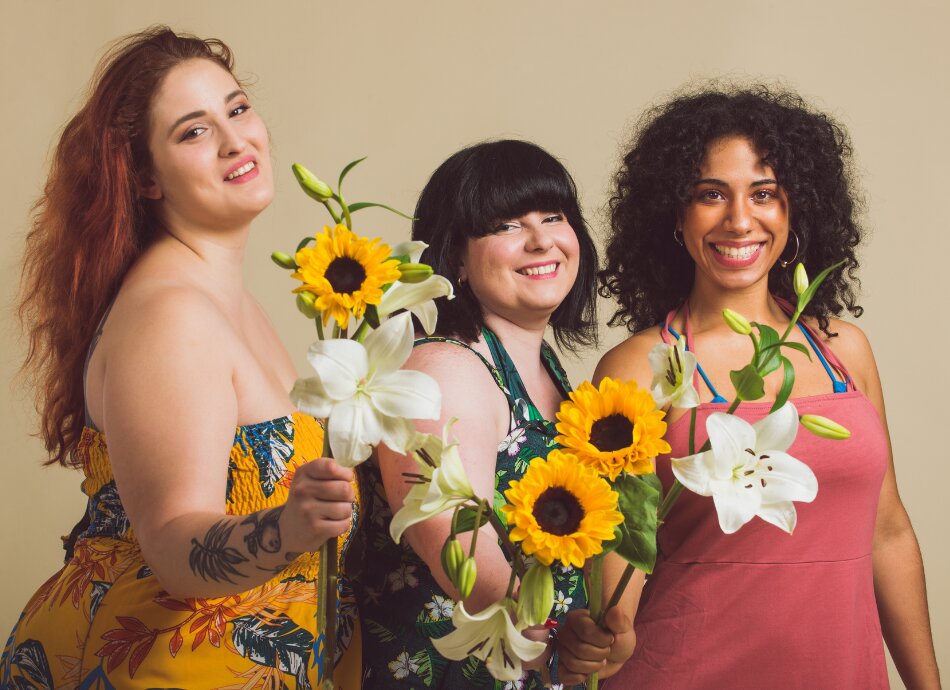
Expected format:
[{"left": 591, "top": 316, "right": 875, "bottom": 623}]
[
  {"left": 345, "top": 139, "right": 597, "bottom": 688},
  {"left": 558, "top": 86, "right": 940, "bottom": 687}
]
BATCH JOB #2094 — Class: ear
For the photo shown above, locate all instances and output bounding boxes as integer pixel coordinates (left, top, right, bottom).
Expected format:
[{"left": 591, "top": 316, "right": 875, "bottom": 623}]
[{"left": 139, "top": 174, "right": 162, "bottom": 200}]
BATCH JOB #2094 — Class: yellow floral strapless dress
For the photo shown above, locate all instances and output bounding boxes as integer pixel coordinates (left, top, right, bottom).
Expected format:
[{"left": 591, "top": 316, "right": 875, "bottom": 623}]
[{"left": 1, "top": 413, "right": 359, "bottom": 689}]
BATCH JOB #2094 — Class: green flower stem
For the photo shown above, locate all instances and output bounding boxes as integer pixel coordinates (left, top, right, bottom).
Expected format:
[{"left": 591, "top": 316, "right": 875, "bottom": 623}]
[
  {"left": 468, "top": 500, "right": 485, "bottom": 555},
  {"left": 318, "top": 428, "right": 338, "bottom": 689},
  {"left": 322, "top": 200, "right": 342, "bottom": 225},
  {"left": 482, "top": 504, "right": 526, "bottom": 577},
  {"left": 351, "top": 319, "right": 371, "bottom": 343},
  {"left": 601, "top": 562, "right": 636, "bottom": 620},
  {"left": 588, "top": 554, "right": 606, "bottom": 690},
  {"left": 315, "top": 317, "right": 325, "bottom": 340},
  {"left": 335, "top": 194, "right": 353, "bottom": 230}
]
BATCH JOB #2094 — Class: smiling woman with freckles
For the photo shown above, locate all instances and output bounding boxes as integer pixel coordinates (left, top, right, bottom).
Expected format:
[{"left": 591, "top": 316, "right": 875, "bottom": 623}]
[
  {"left": 1, "top": 27, "right": 356, "bottom": 688},
  {"left": 554, "top": 87, "right": 941, "bottom": 688},
  {"left": 343, "top": 140, "right": 599, "bottom": 689}
]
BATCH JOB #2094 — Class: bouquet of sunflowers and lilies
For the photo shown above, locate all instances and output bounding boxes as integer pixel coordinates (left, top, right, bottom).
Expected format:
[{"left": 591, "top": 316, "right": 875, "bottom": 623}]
[{"left": 274, "top": 157, "right": 854, "bottom": 689}]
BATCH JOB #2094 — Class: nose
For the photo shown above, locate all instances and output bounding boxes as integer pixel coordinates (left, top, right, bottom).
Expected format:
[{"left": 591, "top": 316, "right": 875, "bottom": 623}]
[
  {"left": 219, "top": 121, "right": 248, "bottom": 157},
  {"left": 524, "top": 222, "right": 554, "bottom": 252},
  {"left": 726, "top": 196, "right": 753, "bottom": 234}
]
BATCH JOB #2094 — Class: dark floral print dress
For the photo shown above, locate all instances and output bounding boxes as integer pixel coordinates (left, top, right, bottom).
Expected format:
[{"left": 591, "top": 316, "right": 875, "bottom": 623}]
[{"left": 345, "top": 328, "right": 586, "bottom": 689}]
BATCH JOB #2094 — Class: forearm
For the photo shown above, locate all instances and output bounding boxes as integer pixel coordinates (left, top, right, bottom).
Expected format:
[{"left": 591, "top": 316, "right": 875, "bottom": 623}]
[
  {"left": 873, "top": 527, "right": 941, "bottom": 689},
  {"left": 143, "top": 506, "right": 309, "bottom": 598}
]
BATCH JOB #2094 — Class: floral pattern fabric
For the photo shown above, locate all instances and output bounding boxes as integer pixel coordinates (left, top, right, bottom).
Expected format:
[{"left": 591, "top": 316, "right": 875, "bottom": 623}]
[
  {"left": 345, "top": 328, "right": 586, "bottom": 689},
  {"left": 1, "top": 412, "right": 360, "bottom": 689}
]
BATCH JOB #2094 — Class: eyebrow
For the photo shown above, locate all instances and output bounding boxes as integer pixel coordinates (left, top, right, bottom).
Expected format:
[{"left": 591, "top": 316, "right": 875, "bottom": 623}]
[
  {"left": 167, "top": 89, "right": 247, "bottom": 137},
  {"left": 695, "top": 177, "right": 778, "bottom": 187}
]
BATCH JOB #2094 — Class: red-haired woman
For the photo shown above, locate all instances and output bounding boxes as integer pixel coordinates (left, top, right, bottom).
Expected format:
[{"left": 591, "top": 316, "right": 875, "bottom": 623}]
[{"left": 1, "top": 27, "right": 355, "bottom": 689}]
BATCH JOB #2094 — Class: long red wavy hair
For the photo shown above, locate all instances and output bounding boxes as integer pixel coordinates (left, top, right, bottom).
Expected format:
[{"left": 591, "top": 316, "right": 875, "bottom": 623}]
[{"left": 18, "top": 27, "right": 236, "bottom": 467}]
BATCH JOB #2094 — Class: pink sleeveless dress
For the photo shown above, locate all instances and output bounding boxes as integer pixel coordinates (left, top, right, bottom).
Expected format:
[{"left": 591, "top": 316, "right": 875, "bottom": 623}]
[{"left": 608, "top": 307, "right": 890, "bottom": 689}]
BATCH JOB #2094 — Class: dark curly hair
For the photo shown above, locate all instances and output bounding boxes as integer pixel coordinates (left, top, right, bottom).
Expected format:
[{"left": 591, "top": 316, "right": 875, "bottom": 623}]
[
  {"left": 600, "top": 84, "right": 864, "bottom": 337},
  {"left": 413, "top": 139, "right": 598, "bottom": 352}
]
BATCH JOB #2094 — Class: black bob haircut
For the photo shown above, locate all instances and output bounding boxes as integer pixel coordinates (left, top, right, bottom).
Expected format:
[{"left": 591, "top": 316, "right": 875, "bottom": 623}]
[
  {"left": 600, "top": 84, "right": 864, "bottom": 338},
  {"left": 412, "top": 139, "right": 598, "bottom": 352}
]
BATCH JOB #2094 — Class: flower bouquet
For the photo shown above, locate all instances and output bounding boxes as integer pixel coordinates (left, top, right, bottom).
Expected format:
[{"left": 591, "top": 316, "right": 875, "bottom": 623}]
[{"left": 272, "top": 159, "right": 453, "bottom": 688}]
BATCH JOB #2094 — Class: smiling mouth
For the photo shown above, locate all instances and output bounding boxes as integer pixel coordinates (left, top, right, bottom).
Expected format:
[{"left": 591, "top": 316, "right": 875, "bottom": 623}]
[
  {"left": 712, "top": 243, "right": 764, "bottom": 260},
  {"left": 518, "top": 263, "right": 558, "bottom": 276},
  {"left": 226, "top": 161, "right": 257, "bottom": 180}
]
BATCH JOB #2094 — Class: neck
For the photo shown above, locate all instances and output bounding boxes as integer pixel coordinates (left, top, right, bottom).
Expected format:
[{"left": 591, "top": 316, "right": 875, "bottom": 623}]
[
  {"left": 686, "top": 274, "right": 787, "bottom": 332},
  {"left": 159, "top": 222, "right": 251, "bottom": 299},
  {"left": 481, "top": 310, "right": 548, "bottom": 368}
]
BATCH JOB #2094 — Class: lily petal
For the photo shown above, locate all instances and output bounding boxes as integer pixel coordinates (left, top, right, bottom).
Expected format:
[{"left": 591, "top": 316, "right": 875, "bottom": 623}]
[
  {"left": 671, "top": 452, "right": 716, "bottom": 496},
  {"left": 390, "top": 240, "right": 428, "bottom": 263},
  {"left": 375, "top": 414, "right": 417, "bottom": 455},
  {"left": 752, "top": 402, "right": 799, "bottom": 453},
  {"left": 410, "top": 300, "right": 439, "bottom": 335},
  {"left": 379, "top": 275, "right": 454, "bottom": 317},
  {"left": 757, "top": 451, "right": 818, "bottom": 504},
  {"left": 328, "top": 396, "right": 382, "bottom": 466},
  {"left": 289, "top": 377, "right": 332, "bottom": 419},
  {"left": 306, "top": 338, "right": 366, "bottom": 401},
  {"left": 706, "top": 413, "right": 756, "bottom": 469},
  {"left": 370, "top": 369, "right": 442, "bottom": 420},
  {"left": 757, "top": 501, "right": 800, "bottom": 534},
  {"left": 712, "top": 483, "right": 760, "bottom": 534},
  {"left": 365, "top": 312, "right": 414, "bottom": 377}
]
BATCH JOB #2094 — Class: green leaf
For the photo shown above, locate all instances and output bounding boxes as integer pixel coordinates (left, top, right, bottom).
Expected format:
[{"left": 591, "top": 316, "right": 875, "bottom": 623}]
[
  {"left": 780, "top": 341, "right": 812, "bottom": 359},
  {"left": 295, "top": 236, "right": 315, "bottom": 253},
  {"left": 347, "top": 201, "right": 417, "bottom": 220},
  {"left": 337, "top": 156, "right": 367, "bottom": 191},
  {"left": 770, "top": 355, "right": 796, "bottom": 413},
  {"left": 796, "top": 259, "right": 847, "bottom": 313},
  {"left": 364, "top": 619, "right": 397, "bottom": 643},
  {"left": 454, "top": 505, "right": 490, "bottom": 534},
  {"left": 730, "top": 364, "right": 765, "bottom": 401},
  {"left": 751, "top": 323, "right": 781, "bottom": 375},
  {"left": 363, "top": 304, "right": 380, "bottom": 329},
  {"left": 611, "top": 473, "right": 661, "bottom": 573}
]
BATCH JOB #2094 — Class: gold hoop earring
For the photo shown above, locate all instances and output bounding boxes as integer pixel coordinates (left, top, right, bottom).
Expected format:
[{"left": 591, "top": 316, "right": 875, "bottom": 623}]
[
  {"left": 780, "top": 229, "right": 800, "bottom": 268},
  {"left": 673, "top": 226, "right": 684, "bottom": 247}
]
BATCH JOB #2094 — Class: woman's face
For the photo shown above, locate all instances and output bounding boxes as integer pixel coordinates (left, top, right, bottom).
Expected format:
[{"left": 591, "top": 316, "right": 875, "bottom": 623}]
[
  {"left": 145, "top": 58, "right": 273, "bottom": 233},
  {"left": 681, "top": 136, "right": 790, "bottom": 293},
  {"left": 460, "top": 210, "right": 580, "bottom": 328}
]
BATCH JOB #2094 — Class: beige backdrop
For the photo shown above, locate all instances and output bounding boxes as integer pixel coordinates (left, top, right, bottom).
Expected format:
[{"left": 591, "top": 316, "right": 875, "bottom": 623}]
[{"left": 1, "top": 1, "right": 946, "bottom": 686}]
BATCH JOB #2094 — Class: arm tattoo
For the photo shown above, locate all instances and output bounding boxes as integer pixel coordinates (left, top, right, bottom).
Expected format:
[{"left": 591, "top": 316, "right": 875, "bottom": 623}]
[
  {"left": 189, "top": 519, "right": 249, "bottom": 583},
  {"left": 242, "top": 506, "right": 284, "bottom": 557}
]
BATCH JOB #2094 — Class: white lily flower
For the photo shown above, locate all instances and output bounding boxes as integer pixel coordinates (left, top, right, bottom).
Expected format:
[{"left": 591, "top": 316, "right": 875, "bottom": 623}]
[
  {"left": 431, "top": 600, "right": 546, "bottom": 682},
  {"left": 390, "top": 420, "right": 476, "bottom": 543},
  {"left": 648, "top": 338, "right": 700, "bottom": 408},
  {"left": 671, "top": 402, "right": 818, "bottom": 534},
  {"left": 379, "top": 241, "right": 454, "bottom": 335},
  {"left": 291, "top": 312, "right": 441, "bottom": 466}
]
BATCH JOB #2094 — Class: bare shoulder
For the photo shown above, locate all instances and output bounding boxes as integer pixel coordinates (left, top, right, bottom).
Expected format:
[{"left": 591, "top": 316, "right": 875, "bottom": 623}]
[
  {"left": 595, "top": 326, "right": 665, "bottom": 386},
  {"left": 406, "top": 340, "right": 498, "bottom": 393},
  {"left": 813, "top": 317, "right": 878, "bottom": 393}
]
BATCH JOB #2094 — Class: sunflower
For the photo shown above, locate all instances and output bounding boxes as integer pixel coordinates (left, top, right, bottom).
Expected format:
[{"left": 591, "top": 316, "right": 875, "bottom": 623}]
[
  {"left": 500, "top": 450, "right": 623, "bottom": 568},
  {"left": 555, "top": 378, "right": 670, "bottom": 480},
  {"left": 292, "top": 224, "right": 402, "bottom": 328}
]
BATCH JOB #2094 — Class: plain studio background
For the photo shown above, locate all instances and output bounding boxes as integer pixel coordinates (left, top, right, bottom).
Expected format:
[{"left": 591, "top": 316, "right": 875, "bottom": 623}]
[{"left": 1, "top": 2, "right": 946, "bottom": 686}]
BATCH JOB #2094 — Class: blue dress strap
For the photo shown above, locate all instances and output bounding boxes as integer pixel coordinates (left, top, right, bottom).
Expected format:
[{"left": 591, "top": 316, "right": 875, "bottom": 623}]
[
  {"left": 795, "top": 322, "right": 849, "bottom": 393},
  {"left": 666, "top": 325, "right": 728, "bottom": 403}
]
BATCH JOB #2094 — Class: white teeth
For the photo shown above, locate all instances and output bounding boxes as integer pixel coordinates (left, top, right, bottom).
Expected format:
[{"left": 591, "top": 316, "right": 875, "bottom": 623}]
[
  {"left": 520, "top": 263, "right": 557, "bottom": 276},
  {"left": 713, "top": 243, "right": 762, "bottom": 260},
  {"left": 226, "top": 161, "right": 256, "bottom": 180}
]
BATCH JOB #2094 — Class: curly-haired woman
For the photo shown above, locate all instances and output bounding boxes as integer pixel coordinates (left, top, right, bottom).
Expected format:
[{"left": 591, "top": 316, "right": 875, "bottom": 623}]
[{"left": 558, "top": 87, "right": 940, "bottom": 688}]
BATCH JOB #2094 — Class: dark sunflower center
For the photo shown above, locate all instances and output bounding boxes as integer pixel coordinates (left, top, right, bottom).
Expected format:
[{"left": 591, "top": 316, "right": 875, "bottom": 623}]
[
  {"left": 325, "top": 257, "right": 367, "bottom": 294},
  {"left": 589, "top": 414, "right": 634, "bottom": 452},
  {"left": 533, "top": 486, "right": 584, "bottom": 536}
]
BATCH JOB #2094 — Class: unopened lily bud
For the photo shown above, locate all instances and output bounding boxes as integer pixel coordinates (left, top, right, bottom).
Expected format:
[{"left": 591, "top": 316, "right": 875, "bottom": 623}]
[
  {"left": 722, "top": 308, "right": 753, "bottom": 335},
  {"left": 296, "top": 292, "right": 318, "bottom": 319},
  {"left": 441, "top": 538, "right": 465, "bottom": 583},
  {"left": 292, "top": 163, "right": 334, "bottom": 202},
  {"left": 397, "top": 263, "right": 434, "bottom": 284},
  {"left": 800, "top": 414, "right": 851, "bottom": 440},
  {"left": 793, "top": 263, "right": 809, "bottom": 296},
  {"left": 457, "top": 557, "right": 477, "bottom": 599},
  {"left": 271, "top": 251, "right": 298, "bottom": 270},
  {"left": 516, "top": 563, "right": 555, "bottom": 627}
]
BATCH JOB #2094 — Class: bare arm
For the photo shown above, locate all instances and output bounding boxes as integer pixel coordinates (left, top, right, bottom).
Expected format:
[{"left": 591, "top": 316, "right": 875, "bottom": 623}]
[
  {"left": 377, "top": 341, "right": 518, "bottom": 612},
  {"left": 100, "top": 289, "right": 353, "bottom": 598},
  {"left": 835, "top": 323, "right": 941, "bottom": 688}
]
